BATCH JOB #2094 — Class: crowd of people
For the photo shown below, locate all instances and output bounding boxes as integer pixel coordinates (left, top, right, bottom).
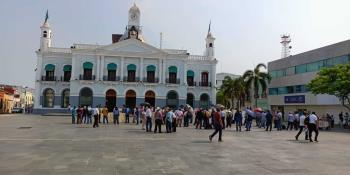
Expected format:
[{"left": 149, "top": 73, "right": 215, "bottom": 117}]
[{"left": 68, "top": 104, "right": 330, "bottom": 143}]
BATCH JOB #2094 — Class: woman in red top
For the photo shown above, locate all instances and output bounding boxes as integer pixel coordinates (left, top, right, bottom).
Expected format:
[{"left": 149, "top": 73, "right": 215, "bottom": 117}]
[{"left": 209, "top": 108, "right": 223, "bottom": 142}]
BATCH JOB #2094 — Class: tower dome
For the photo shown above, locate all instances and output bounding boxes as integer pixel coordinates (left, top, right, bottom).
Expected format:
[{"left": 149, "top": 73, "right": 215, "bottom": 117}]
[{"left": 129, "top": 3, "right": 140, "bottom": 13}]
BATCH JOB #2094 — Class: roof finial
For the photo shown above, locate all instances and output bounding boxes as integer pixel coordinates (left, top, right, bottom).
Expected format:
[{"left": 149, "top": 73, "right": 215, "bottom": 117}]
[
  {"left": 44, "top": 9, "right": 49, "bottom": 23},
  {"left": 208, "top": 20, "right": 211, "bottom": 34}
]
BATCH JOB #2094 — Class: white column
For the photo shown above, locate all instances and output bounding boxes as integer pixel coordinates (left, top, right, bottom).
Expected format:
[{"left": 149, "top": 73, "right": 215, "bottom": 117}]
[
  {"left": 121, "top": 57, "right": 124, "bottom": 81},
  {"left": 211, "top": 63, "right": 217, "bottom": 104},
  {"left": 96, "top": 56, "right": 100, "bottom": 81},
  {"left": 35, "top": 55, "right": 43, "bottom": 81},
  {"left": 100, "top": 56, "right": 105, "bottom": 80},
  {"left": 140, "top": 57, "right": 144, "bottom": 81},
  {"left": 158, "top": 58, "right": 162, "bottom": 83},
  {"left": 183, "top": 61, "right": 187, "bottom": 85},
  {"left": 71, "top": 56, "right": 76, "bottom": 80},
  {"left": 162, "top": 59, "right": 166, "bottom": 83}
]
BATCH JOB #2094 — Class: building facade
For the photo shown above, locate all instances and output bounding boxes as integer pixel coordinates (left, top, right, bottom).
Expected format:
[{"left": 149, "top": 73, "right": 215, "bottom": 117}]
[
  {"left": 34, "top": 4, "right": 218, "bottom": 113},
  {"left": 215, "top": 72, "right": 240, "bottom": 88},
  {"left": 0, "top": 86, "right": 14, "bottom": 114},
  {"left": 268, "top": 39, "right": 350, "bottom": 120}
]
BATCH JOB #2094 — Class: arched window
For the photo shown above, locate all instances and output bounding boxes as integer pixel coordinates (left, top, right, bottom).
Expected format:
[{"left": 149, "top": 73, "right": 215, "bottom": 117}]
[
  {"left": 145, "top": 91, "right": 156, "bottom": 107},
  {"left": 61, "top": 89, "right": 70, "bottom": 108},
  {"left": 63, "top": 65, "right": 71, "bottom": 82},
  {"left": 125, "top": 90, "right": 136, "bottom": 108},
  {"left": 146, "top": 65, "right": 156, "bottom": 83},
  {"left": 187, "top": 70, "right": 195, "bottom": 86},
  {"left": 43, "top": 88, "right": 54, "bottom": 108},
  {"left": 201, "top": 72, "right": 209, "bottom": 87},
  {"left": 107, "top": 63, "right": 117, "bottom": 81},
  {"left": 82, "top": 62, "right": 93, "bottom": 80},
  {"left": 166, "top": 90, "right": 179, "bottom": 108},
  {"left": 44, "top": 64, "right": 55, "bottom": 81},
  {"left": 127, "top": 64, "right": 136, "bottom": 82},
  {"left": 209, "top": 43, "right": 213, "bottom": 47},
  {"left": 43, "top": 31, "right": 47, "bottom": 38},
  {"left": 186, "top": 93, "right": 194, "bottom": 107},
  {"left": 105, "top": 89, "right": 117, "bottom": 112},
  {"left": 168, "top": 66, "right": 178, "bottom": 84},
  {"left": 200, "top": 93, "right": 210, "bottom": 109},
  {"left": 79, "top": 87, "right": 93, "bottom": 106}
]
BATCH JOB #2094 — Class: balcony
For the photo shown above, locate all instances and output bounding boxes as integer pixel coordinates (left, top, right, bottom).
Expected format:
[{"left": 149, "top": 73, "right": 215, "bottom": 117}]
[
  {"left": 123, "top": 76, "right": 140, "bottom": 82},
  {"left": 187, "top": 81, "right": 196, "bottom": 87},
  {"left": 60, "top": 76, "right": 71, "bottom": 82},
  {"left": 79, "top": 74, "right": 95, "bottom": 81},
  {"left": 166, "top": 78, "right": 180, "bottom": 84},
  {"left": 198, "top": 82, "right": 212, "bottom": 87},
  {"left": 103, "top": 76, "right": 120, "bottom": 81},
  {"left": 41, "top": 76, "right": 56, "bottom": 81},
  {"left": 143, "top": 77, "right": 159, "bottom": 83}
]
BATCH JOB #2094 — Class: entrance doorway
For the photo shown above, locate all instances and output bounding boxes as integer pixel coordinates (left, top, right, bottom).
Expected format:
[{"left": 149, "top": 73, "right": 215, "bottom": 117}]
[
  {"left": 125, "top": 90, "right": 136, "bottom": 108},
  {"left": 145, "top": 91, "right": 155, "bottom": 107},
  {"left": 166, "top": 91, "right": 178, "bottom": 108},
  {"left": 106, "top": 89, "right": 117, "bottom": 112},
  {"left": 186, "top": 93, "right": 194, "bottom": 107}
]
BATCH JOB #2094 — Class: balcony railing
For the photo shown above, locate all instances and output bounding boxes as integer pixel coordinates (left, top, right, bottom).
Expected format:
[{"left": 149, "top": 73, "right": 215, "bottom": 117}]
[
  {"left": 198, "top": 82, "right": 212, "bottom": 87},
  {"left": 79, "top": 74, "right": 95, "bottom": 81},
  {"left": 166, "top": 78, "right": 180, "bottom": 84},
  {"left": 187, "top": 81, "right": 196, "bottom": 86},
  {"left": 41, "top": 76, "right": 56, "bottom": 81},
  {"left": 123, "top": 76, "right": 140, "bottom": 82},
  {"left": 142, "top": 77, "right": 159, "bottom": 83},
  {"left": 103, "top": 76, "right": 120, "bottom": 81},
  {"left": 60, "top": 76, "right": 71, "bottom": 82}
]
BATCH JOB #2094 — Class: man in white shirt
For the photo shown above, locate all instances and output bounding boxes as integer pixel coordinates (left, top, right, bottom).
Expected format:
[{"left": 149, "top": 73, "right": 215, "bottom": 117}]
[
  {"left": 93, "top": 106, "right": 100, "bottom": 128},
  {"left": 145, "top": 106, "right": 152, "bottom": 132},
  {"left": 308, "top": 112, "right": 319, "bottom": 142},
  {"left": 295, "top": 111, "right": 306, "bottom": 140}
]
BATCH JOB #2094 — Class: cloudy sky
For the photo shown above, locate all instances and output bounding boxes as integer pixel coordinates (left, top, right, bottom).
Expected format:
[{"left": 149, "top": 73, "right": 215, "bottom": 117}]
[{"left": 1, "top": 0, "right": 350, "bottom": 88}]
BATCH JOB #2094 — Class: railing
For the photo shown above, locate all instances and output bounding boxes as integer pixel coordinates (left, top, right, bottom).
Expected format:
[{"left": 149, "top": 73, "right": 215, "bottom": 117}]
[
  {"left": 188, "top": 55, "right": 210, "bottom": 61},
  {"left": 163, "top": 49, "right": 188, "bottom": 54},
  {"left": 60, "top": 76, "right": 71, "bottom": 82},
  {"left": 198, "top": 82, "right": 212, "bottom": 87},
  {"left": 41, "top": 76, "right": 56, "bottom": 81},
  {"left": 123, "top": 76, "right": 140, "bottom": 82},
  {"left": 188, "top": 81, "right": 196, "bottom": 87},
  {"left": 47, "top": 47, "right": 72, "bottom": 54},
  {"left": 166, "top": 78, "right": 180, "bottom": 84},
  {"left": 142, "top": 77, "right": 159, "bottom": 83},
  {"left": 73, "top": 44, "right": 100, "bottom": 49},
  {"left": 103, "top": 76, "right": 120, "bottom": 81},
  {"left": 79, "top": 74, "right": 95, "bottom": 81}
]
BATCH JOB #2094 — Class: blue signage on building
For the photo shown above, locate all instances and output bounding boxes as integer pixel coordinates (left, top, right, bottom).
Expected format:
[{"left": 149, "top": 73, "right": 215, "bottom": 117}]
[{"left": 284, "top": 95, "right": 305, "bottom": 103}]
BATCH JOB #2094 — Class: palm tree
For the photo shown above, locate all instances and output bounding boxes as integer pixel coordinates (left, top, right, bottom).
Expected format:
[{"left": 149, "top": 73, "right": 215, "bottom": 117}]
[
  {"left": 220, "top": 76, "right": 235, "bottom": 108},
  {"left": 243, "top": 63, "right": 271, "bottom": 108},
  {"left": 232, "top": 77, "right": 246, "bottom": 109},
  {"left": 216, "top": 89, "right": 230, "bottom": 107}
]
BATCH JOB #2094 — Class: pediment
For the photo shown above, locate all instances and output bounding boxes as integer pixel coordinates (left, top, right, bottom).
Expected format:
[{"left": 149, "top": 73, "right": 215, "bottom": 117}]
[{"left": 98, "top": 38, "right": 165, "bottom": 54}]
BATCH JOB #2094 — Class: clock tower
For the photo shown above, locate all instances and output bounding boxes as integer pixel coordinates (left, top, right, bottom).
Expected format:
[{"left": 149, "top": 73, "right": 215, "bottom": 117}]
[{"left": 128, "top": 3, "right": 140, "bottom": 27}]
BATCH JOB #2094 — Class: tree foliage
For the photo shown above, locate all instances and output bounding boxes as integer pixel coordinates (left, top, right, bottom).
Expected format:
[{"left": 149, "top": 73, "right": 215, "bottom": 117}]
[{"left": 307, "top": 63, "right": 350, "bottom": 111}]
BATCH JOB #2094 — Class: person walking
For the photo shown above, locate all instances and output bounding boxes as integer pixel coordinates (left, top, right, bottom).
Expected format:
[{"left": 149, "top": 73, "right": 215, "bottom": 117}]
[
  {"left": 166, "top": 109, "right": 174, "bottom": 133},
  {"left": 71, "top": 106, "right": 77, "bottom": 124},
  {"left": 154, "top": 107, "right": 163, "bottom": 133},
  {"left": 102, "top": 106, "right": 109, "bottom": 124},
  {"left": 209, "top": 108, "right": 223, "bottom": 142},
  {"left": 93, "top": 106, "right": 100, "bottom": 128},
  {"left": 234, "top": 109, "right": 242, "bottom": 132},
  {"left": 295, "top": 111, "right": 307, "bottom": 140},
  {"left": 113, "top": 106, "right": 120, "bottom": 125},
  {"left": 145, "top": 106, "right": 152, "bottom": 132},
  {"left": 196, "top": 109, "right": 203, "bottom": 129},
  {"left": 307, "top": 112, "right": 319, "bottom": 142},
  {"left": 265, "top": 110, "right": 273, "bottom": 131}
]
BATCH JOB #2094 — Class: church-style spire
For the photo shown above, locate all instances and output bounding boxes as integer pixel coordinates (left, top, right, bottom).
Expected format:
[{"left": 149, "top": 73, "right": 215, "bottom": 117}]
[
  {"left": 40, "top": 10, "right": 52, "bottom": 51},
  {"left": 44, "top": 9, "right": 49, "bottom": 23}
]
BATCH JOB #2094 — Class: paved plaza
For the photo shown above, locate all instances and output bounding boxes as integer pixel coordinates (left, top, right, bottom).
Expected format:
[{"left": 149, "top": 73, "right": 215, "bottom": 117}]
[{"left": 0, "top": 114, "right": 349, "bottom": 175}]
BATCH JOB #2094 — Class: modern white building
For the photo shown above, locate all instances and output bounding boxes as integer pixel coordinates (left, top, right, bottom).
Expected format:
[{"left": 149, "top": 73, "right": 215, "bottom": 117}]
[
  {"left": 215, "top": 72, "right": 240, "bottom": 88},
  {"left": 34, "top": 4, "right": 218, "bottom": 113},
  {"left": 268, "top": 39, "right": 350, "bottom": 119}
]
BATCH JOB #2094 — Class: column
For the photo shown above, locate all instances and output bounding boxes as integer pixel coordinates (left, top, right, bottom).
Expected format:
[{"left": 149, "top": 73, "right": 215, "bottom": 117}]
[
  {"left": 71, "top": 56, "right": 76, "bottom": 80},
  {"left": 140, "top": 57, "right": 144, "bottom": 81},
  {"left": 183, "top": 61, "right": 187, "bottom": 85},
  {"left": 211, "top": 63, "right": 217, "bottom": 105},
  {"left": 158, "top": 58, "right": 162, "bottom": 83},
  {"left": 121, "top": 57, "right": 124, "bottom": 81},
  {"left": 96, "top": 56, "right": 100, "bottom": 81},
  {"left": 100, "top": 56, "right": 105, "bottom": 80},
  {"left": 162, "top": 59, "right": 166, "bottom": 83}
]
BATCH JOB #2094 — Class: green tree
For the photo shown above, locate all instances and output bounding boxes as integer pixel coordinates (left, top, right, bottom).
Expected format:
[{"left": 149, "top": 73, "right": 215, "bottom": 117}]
[
  {"left": 220, "top": 76, "right": 235, "bottom": 108},
  {"left": 243, "top": 63, "right": 271, "bottom": 107},
  {"left": 216, "top": 89, "right": 230, "bottom": 107},
  {"left": 307, "top": 63, "right": 350, "bottom": 111},
  {"left": 219, "top": 76, "right": 247, "bottom": 109}
]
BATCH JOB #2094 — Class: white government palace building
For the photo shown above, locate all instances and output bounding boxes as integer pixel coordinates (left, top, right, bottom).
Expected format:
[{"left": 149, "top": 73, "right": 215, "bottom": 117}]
[{"left": 34, "top": 4, "right": 218, "bottom": 113}]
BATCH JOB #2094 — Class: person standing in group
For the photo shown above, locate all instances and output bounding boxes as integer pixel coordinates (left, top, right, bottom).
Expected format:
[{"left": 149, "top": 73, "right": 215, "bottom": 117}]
[
  {"left": 307, "top": 112, "right": 319, "bottom": 142},
  {"left": 141, "top": 107, "right": 146, "bottom": 130},
  {"left": 209, "top": 107, "right": 223, "bottom": 142},
  {"left": 196, "top": 109, "right": 203, "bottom": 129},
  {"left": 294, "top": 111, "right": 299, "bottom": 130},
  {"left": 82, "top": 106, "right": 87, "bottom": 124},
  {"left": 77, "top": 106, "right": 83, "bottom": 125},
  {"left": 166, "top": 108, "right": 174, "bottom": 133},
  {"left": 295, "top": 111, "right": 307, "bottom": 140},
  {"left": 87, "top": 106, "right": 93, "bottom": 124},
  {"left": 287, "top": 112, "right": 295, "bottom": 131},
  {"left": 275, "top": 111, "right": 282, "bottom": 131},
  {"left": 345, "top": 112, "right": 349, "bottom": 127},
  {"left": 234, "top": 109, "right": 242, "bottom": 132},
  {"left": 245, "top": 108, "right": 253, "bottom": 131},
  {"left": 102, "top": 106, "right": 109, "bottom": 124},
  {"left": 183, "top": 110, "right": 191, "bottom": 127},
  {"left": 226, "top": 111, "right": 233, "bottom": 129},
  {"left": 125, "top": 107, "right": 130, "bottom": 124},
  {"left": 221, "top": 109, "right": 226, "bottom": 130},
  {"left": 99, "top": 105, "right": 103, "bottom": 123},
  {"left": 134, "top": 107, "right": 140, "bottom": 125},
  {"left": 93, "top": 106, "right": 100, "bottom": 128},
  {"left": 339, "top": 112, "right": 344, "bottom": 127},
  {"left": 71, "top": 106, "right": 77, "bottom": 124},
  {"left": 145, "top": 106, "right": 152, "bottom": 132},
  {"left": 265, "top": 110, "right": 273, "bottom": 131},
  {"left": 154, "top": 107, "right": 163, "bottom": 133},
  {"left": 172, "top": 110, "right": 177, "bottom": 132},
  {"left": 260, "top": 111, "right": 266, "bottom": 128},
  {"left": 113, "top": 106, "right": 120, "bottom": 125},
  {"left": 176, "top": 109, "right": 184, "bottom": 127}
]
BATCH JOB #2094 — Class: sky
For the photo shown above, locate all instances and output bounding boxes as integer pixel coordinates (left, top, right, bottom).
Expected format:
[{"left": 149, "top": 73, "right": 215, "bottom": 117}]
[{"left": 1, "top": 0, "right": 350, "bottom": 88}]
